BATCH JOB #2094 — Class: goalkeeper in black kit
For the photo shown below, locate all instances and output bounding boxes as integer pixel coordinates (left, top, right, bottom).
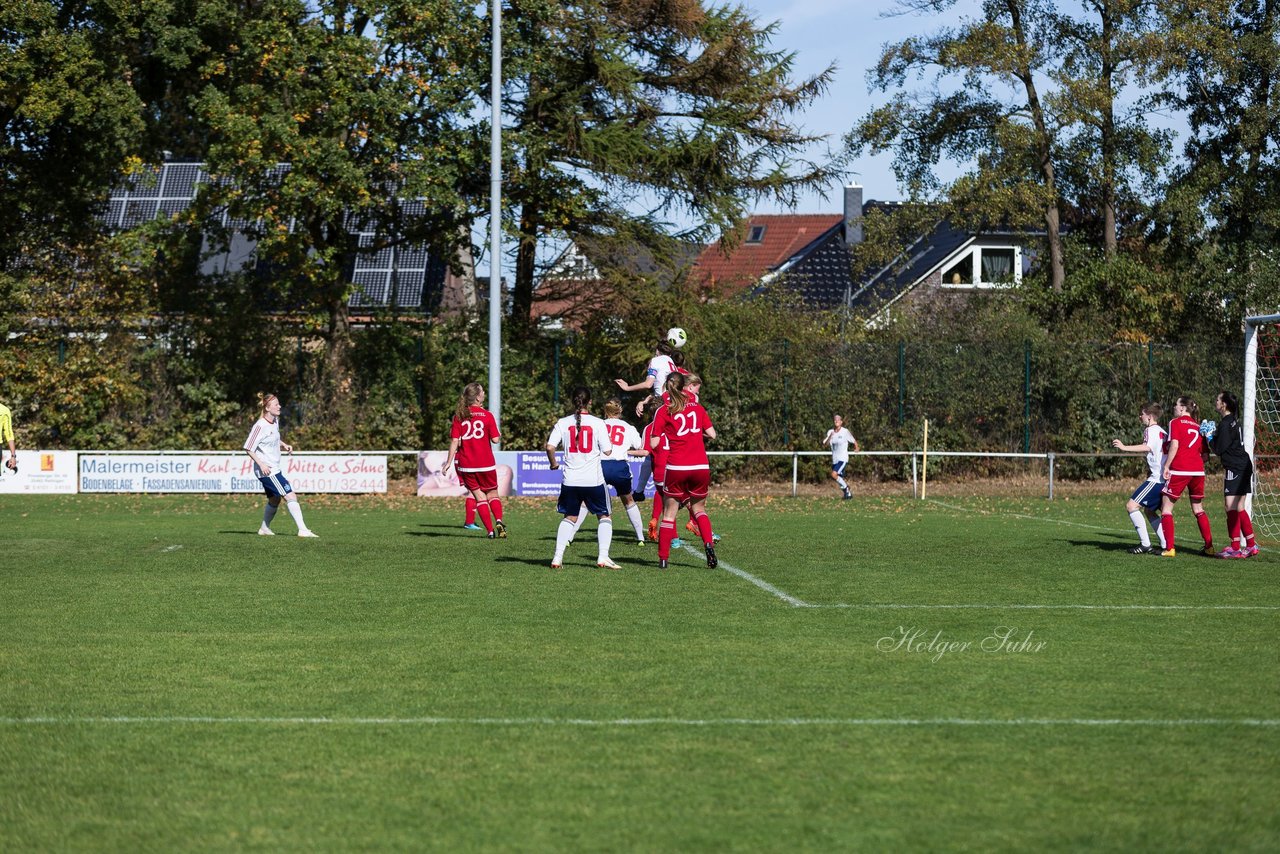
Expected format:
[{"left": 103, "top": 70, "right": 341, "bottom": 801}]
[{"left": 1204, "top": 391, "right": 1258, "bottom": 558}]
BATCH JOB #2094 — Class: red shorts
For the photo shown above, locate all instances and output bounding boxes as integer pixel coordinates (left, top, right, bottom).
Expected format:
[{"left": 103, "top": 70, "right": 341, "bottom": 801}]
[
  {"left": 459, "top": 468, "right": 497, "bottom": 494},
  {"left": 1163, "top": 474, "right": 1205, "bottom": 503},
  {"left": 663, "top": 468, "right": 710, "bottom": 503}
]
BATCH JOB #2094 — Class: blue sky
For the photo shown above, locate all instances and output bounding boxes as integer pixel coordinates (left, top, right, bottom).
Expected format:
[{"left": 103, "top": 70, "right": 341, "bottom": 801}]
[{"left": 743, "top": 0, "right": 968, "bottom": 213}]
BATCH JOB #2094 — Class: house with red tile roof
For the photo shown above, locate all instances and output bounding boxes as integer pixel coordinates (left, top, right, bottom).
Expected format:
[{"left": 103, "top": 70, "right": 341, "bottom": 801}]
[{"left": 534, "top": 185, "right": 1042, "bottom": 327}]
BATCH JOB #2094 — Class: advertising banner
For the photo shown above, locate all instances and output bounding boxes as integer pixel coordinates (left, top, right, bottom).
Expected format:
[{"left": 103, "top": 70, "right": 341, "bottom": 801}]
[
  {"left": 79, "top": 453, "right": 387, "bottom": 494},
  {"left": 0, "top": 451, "right": 79, "bottom": 494}
]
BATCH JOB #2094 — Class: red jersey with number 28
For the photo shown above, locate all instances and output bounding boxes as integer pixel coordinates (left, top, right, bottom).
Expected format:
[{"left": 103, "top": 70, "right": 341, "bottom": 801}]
[
  {"left": 654, "top": 401, "right": 713, "bottom": 471},
  {"left": 450, "top": 406, "right": 500, "bottom": 472},
  {"left": 1166, "top": 414, "right": 1205, "bottom": 475}
]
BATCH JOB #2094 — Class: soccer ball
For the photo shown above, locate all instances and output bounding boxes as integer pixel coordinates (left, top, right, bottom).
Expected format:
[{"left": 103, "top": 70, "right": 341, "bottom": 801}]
[
  {"left": 1199, "top": 419, "right": 1217, "bottom": 441},
  {"left": 666, "top": 327, "right": 688, "bottom": 349}
]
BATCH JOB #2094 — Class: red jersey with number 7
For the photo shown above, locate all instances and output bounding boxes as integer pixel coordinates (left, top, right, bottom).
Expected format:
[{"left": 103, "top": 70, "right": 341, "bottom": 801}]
[
  {"left": 1166, "top": 414, "right": 1205, "bottom": 475},
  {"left": 654, "top": 401, "right": 713, "bottom": 471},
  {"left": 450, "top": 406, "right": 500, "bottom": 472}
]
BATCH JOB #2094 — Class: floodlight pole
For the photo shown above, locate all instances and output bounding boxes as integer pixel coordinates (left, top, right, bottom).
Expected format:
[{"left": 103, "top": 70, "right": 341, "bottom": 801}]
[{"left": 487, "top": 0, "right": 503, "bottom": 434}]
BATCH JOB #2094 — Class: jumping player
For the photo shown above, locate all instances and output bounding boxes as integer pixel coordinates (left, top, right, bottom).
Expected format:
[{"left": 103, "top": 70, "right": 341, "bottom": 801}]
[
  {"left": 547, "top": 387, "right": 619, "bottom": 569},
  {"left": 1111, "top": 401, "right": 1168, "bottom": 554},
  {"left": 616, "top": 339, "right": 682, "bottom": 417},
  {"left": 1158, "top": 396, "right": 1213, "bottom": 557},
  {"left": 442, "top": 382, "right": 506, "bottom": 539},
  {"left": 651, "top": 372, "right": 718, "bottom": 570},
  {"left": 243, "top": 392, "right": 318, "bottom": 537}
]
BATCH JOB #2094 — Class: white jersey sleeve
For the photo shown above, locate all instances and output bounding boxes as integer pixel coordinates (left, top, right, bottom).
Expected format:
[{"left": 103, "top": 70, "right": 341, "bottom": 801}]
[
  {"left": 647, "top": 355, "right": 675, "bottom": 396},
  {"left": 1144, "top": 423, "right": 1167, "bottom": 481},
  {"left": 243, "top": 417, "right": 281, "bottom": 477}
]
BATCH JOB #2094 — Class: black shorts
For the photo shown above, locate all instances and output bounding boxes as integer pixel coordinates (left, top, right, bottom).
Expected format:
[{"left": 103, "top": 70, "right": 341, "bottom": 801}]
[{"left": 1223, "top": 462, "right": 1254, "bottom": 497}]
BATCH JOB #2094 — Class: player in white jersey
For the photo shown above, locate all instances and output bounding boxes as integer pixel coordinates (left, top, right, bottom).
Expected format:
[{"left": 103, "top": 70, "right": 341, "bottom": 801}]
[
  {"left": 615, "top": 339, "right": 682, "bottom": 416},
  {"left": 243, "top": 392, "right": 318, "bottom": 537},
  {"left": 573, "top": 397, "right": 647, "bottom": 546},
  {"left": 1111, "top": 401, "right": 1167, "bottom": 554},
  {"left": 546, "top": 387, "right": 618, "bottom": 569},
  {"left": 823, "top": 414, "right": 860, "bottom": 500}
]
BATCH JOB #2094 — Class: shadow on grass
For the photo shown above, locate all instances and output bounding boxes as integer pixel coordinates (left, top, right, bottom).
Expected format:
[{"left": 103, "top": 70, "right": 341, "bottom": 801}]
[{"left": 404, "top": 530, "right": 477, "bottom": 539}]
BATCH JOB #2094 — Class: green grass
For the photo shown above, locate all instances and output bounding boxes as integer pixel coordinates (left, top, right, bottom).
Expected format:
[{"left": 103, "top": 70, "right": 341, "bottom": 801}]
[{"left": 2, "top": 491, "right": 1278, "bottom": 851}]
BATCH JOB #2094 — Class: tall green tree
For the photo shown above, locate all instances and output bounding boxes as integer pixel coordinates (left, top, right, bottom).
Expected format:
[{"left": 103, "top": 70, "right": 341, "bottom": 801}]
[
  {"left": 188, "top": 0, "right": 487, "bottom": 366},
  {"left": 0, "top": 1, "right": 149, "bottom": 267},
  {"left": 849, "top": 0, "right": 1176, "bottom": 293},
  {"left": 848, "top": 0, "right": 1068, "bottom": 291},
  {"left": 497, "top": 0, "right": 839, "bottom": 327}
]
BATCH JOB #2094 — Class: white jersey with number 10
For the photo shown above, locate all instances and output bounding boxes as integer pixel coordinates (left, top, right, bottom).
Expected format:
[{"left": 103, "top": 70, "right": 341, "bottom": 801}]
[{"left": 547, "top": 413, "right": 611, "bottom": 487}]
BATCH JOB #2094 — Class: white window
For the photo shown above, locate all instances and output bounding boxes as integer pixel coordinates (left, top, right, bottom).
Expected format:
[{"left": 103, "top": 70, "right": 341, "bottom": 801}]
[
  {"left": 941, "top": 245, "right": 1021, "bottom": 288},
  {"left": 746, "top": 224, "right": 767, "bottom": 243}
]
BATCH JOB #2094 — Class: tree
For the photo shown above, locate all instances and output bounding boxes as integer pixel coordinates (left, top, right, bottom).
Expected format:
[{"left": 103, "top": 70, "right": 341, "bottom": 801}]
[
  {"left": 1161, "top": 0, "right": 1280, "bottom": 245},
  {"left": 848, "top": 0, "right": 1068, "bottom": 291},
  {"left": 496, "top": 0, "right": 839, "bottom": 327},
  {"left": 0, "top": 1, "right": 148, "bottom": 267},
  {"left": 188, "top": 0, "right": 488, "bottom": 367},
  {"left": 848, "top": 0, "right": 1177, "bottom": 294}
]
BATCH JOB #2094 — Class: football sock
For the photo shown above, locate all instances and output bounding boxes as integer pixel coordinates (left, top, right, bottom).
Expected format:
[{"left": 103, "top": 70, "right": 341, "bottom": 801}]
[
  {"left": 489, "top": 498, "right": 503, "bottom": 523},
  {"left": 1128, "top": 509, "right": 1152, "bottom": 548},
  {"left": 477, "top": 502, "right": 494, "bottom": 534},
  {"left": 1160, "top": 513, "right": 1175, "bottom": 550},
  {"left": 464, "top": 497, "right": 477, "bottom": 526},
  {"left": 596, "top": 517, "right": 613, "bottom": 562},
  {"left": 573, "top": 503, "right": 589, "bottom": 536},
  {"left": 658, "top": 519, "right": 677, "bottom": 560},
  {"left": 1194, "top": 511, "right": 1212, "bottom": 547},
  {"left": 1240, "top": 511, "right": 1256, "bottom": 548},
  {"left": 836, "top": 474, "right": 849, "bottom": 491},
  {"left": 1226, "top": 509, "right": 1241, "bottom": 548},
  {"left": 262, "top": 501, "right": 278, "bottom": 528},
  {"left": 1148, "top": 512, "right": 1167, "bottom": 549},
  {"left": 624, "top": 503, "right": 645, "bottom": 541},
  {"left": 694, "top": 511, "right": 714, "bottom": 546},
  {"left": 286, "top": 498, "right": 308, "bottom": 532},
  {"left": 555, "top": 518, "right": 574, "bottom": 559}
]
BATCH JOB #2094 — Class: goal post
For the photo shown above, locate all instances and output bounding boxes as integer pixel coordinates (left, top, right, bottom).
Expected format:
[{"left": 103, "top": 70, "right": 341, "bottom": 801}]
[{"left": 1244, "top": 313, "right": 1280, "bottom": 537}]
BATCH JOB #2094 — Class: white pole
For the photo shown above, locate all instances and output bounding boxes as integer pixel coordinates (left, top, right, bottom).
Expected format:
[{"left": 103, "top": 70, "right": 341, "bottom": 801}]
[
  {"left": 487, "top": 0, "right": 503, "bottom": 433},
  {"left": 792, "top": 453, "right": 798, "bottom": 497},
  {"left": 921, "top": 418, "right": 929, "bottom": 500}
]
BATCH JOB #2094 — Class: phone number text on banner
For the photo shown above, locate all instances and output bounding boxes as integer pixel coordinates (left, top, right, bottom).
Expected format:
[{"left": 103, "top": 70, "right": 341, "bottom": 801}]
[{"left": 79, "top": 454, "right": 388, "bottom": 494}]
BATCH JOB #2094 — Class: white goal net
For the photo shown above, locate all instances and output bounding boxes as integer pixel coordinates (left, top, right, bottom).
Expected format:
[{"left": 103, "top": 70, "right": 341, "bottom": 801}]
[{"left": 1244, "top": 314, "right": 1280, "bottom": 539}]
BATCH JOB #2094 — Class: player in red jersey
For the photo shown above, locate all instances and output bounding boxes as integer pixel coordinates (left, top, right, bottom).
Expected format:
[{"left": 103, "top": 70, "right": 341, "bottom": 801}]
[
  {"left": 442, "top": 382, "right": 506, "bottom": 539},
  {"left": 639, "top": 399, "right": 668, "bottom": 542},
  {"left": 651, "top": 372, "right": 718, "bottom": 569},
  {"left": 1158, "top": 395, "right": 1213, "bottom": 557}
]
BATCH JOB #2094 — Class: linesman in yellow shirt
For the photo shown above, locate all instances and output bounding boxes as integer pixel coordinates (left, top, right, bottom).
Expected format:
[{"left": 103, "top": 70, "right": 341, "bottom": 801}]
[{"left": 0, "top": 403, "right": 16, "bottom": 472}]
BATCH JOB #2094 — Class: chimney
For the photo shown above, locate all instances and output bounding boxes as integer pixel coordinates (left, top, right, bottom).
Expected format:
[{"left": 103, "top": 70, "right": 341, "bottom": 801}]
[{"left": 843, "top": 183, "right": 864, "bottom": 246}]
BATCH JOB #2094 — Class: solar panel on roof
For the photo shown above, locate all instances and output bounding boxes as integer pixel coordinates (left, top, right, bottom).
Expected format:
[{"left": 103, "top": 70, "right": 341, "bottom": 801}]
[{"left": 104, "top": 162, "right": 444, "bottom": 311}]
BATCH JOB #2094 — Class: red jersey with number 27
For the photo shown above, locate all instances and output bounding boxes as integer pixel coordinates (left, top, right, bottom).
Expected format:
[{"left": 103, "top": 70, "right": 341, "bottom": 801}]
[
  {"left": 1166, "top": 414, "right": 1205, "bottom": 475},
  {"left": 654, "top": 401, "right": 713, "bottom": 471},
  {"left": 450, "top": 406, "right": 500, "bottom": 472}
]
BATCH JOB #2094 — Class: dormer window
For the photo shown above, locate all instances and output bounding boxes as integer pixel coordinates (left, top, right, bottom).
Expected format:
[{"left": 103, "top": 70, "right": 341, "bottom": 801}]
[{"left": 746, "top": 224, "right": 767, "bottom": 243}]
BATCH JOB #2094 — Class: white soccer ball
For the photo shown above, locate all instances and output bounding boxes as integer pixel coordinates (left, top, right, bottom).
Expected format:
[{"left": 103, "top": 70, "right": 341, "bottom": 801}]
[{"left": 666, "top": 327, "right": 688, "bottom": 349}]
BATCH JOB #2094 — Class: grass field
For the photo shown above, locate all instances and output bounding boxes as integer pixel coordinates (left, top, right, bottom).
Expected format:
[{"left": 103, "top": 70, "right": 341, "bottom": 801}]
[{"left": 2, "top": 488, "right": 1278, "bottom": 851}]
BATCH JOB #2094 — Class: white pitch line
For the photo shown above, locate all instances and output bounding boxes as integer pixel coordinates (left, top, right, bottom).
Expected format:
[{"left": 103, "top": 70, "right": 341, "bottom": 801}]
[
  {"left": 676, "top": 537, "right": 1277, "bottom": 612},
  {"left": 161, "top": 545, "right": 184, "bottom": 553},
  {"left": 678, "top": 542, "right": 813, "bottom": 607},
  {"left": 807, "top": 603, "right": 1280, "bottom": 611},
  {"left": 1, "top": 715, "right": 1277, "bottom": 728},
  {"left": 928, "top": 499, "right": 1121, "bottom": 532}
]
